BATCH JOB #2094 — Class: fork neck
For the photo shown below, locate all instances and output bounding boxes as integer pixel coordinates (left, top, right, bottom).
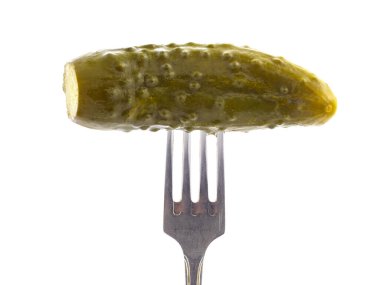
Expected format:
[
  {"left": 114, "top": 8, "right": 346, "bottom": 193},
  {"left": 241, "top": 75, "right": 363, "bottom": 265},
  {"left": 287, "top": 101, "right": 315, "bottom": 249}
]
[{"left": 183, "top": 254, "right": 204, "bottom": 285}]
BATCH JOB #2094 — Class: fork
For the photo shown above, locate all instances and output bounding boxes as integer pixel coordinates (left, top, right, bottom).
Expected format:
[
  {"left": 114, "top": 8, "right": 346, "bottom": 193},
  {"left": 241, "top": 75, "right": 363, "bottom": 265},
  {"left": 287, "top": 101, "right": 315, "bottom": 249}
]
[{"left": 163, "top": 130, "right": 225, "bottom": 285}]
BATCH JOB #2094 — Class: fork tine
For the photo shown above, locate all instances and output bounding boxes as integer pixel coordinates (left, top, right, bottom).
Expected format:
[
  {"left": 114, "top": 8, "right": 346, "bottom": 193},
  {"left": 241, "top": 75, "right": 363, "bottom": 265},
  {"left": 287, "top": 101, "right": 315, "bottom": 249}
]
[
  {"left": 164, "top": 130, "right": 173, "bottom": 211},
  {"left": 182, "top": 131, "right": 191, "bottom": 208},
  {"left": 217, "top": 132, "right": 225, "bottom": 208},
  {"left": 199, "top": 131, "right": 208, "bottom": 203}
]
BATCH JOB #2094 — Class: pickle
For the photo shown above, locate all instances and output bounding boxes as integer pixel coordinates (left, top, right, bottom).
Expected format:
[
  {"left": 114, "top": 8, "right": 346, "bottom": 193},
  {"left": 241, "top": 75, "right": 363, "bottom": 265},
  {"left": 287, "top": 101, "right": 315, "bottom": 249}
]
[{"left": 63, "top": 43, "right": 336, "bottom": 133}]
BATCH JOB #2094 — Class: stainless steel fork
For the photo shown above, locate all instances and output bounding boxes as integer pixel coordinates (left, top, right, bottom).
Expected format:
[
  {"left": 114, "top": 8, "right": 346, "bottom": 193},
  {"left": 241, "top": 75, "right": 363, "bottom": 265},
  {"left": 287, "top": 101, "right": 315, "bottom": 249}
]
[{"left": 164, "top": 130, "right": 225, "bottom": 285}]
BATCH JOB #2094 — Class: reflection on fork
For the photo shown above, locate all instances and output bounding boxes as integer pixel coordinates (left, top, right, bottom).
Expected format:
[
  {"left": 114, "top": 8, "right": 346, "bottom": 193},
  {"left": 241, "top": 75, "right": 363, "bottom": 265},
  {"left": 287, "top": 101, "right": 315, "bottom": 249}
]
[{"left": 163, "top": 130, "right": 225, "bottom": 285}]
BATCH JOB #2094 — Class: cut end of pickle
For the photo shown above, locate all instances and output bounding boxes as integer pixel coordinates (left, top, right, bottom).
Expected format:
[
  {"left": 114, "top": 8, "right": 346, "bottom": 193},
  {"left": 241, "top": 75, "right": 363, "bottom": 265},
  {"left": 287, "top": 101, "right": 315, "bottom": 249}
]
[{"left": 64, "top": 63, "right": 79, "bottom": 120}]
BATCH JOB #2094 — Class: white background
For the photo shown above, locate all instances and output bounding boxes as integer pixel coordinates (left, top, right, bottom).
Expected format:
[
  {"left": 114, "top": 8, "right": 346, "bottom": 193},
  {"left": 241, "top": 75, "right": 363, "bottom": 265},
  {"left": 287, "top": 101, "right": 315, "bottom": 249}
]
[{"left": 0, "top": 0, "right": 379, "bottom": 284}]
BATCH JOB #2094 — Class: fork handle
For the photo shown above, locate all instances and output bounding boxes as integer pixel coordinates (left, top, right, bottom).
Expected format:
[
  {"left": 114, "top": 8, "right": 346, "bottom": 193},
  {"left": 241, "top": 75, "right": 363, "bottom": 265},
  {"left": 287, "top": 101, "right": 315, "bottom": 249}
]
[{"left": 184, "top": 254, "right": 204, "bottom": 285}]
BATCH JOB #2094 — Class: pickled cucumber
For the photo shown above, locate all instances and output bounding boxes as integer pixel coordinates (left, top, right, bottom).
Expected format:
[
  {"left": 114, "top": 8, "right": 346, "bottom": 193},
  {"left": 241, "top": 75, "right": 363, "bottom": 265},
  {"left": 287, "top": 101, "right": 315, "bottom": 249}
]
[{"left": 63, "top": 43, "right": 337, "bottom": 133}]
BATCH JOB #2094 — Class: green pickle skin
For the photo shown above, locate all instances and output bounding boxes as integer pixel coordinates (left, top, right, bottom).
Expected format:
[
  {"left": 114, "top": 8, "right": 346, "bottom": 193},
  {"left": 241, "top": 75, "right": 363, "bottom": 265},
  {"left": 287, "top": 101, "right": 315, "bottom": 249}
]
[{"left": 63, "top": 43, "right": 337, "bottom": 133}]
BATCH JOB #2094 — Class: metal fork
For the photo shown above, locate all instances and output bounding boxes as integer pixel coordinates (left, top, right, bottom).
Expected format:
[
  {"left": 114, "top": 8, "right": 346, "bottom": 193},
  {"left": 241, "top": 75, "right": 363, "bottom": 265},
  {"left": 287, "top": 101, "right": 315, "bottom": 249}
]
[{"left": 163, "top": 130, "right": 225, "bottom": 285}]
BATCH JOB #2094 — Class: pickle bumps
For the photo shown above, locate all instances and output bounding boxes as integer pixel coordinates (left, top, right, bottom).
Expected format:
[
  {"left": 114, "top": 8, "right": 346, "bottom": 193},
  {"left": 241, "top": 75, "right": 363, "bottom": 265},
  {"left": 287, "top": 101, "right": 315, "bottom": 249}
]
[{"left": 63, "top": 43, "right": 337, "bottom": 133}]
